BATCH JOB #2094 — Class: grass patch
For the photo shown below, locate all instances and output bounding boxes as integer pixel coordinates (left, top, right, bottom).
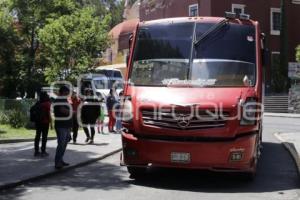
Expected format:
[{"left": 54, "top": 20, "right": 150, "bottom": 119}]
[{"left": 0, "top": 125, "right": 56, "bottom": 140}]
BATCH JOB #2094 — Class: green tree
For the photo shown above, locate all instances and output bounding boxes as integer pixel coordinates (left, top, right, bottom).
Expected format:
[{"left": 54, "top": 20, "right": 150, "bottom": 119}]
[
  {"left": 106, "top": 0, "right": 125, "bottom": 28},
  {"left": 77, "top": 0, "right": 107, "bottom": 17},
  {"left": 38, "top": 7, "right": 111, "bottom": 83},
  {"left": 9, "top": 0, "right": 79, "bottom": 97},
  {"left": 0, "top": 0, "right": 23, "bottom": 97},
  {"left": 78, "top": 0, "right": 125, "bottom": 28},
  {"left": 1, "top": 0, "right": 119, "bottom": 97}
]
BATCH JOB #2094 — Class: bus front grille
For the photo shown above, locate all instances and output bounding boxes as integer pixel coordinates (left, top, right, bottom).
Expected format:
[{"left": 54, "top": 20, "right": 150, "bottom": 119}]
[{"left": 141, "top": 108, "right": 230, "bottom": 130}]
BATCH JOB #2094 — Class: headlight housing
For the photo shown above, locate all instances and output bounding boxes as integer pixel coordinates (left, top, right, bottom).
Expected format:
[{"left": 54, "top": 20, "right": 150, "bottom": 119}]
[
  {"left": 240, "top": 98, "right": 257, "bottom": 126},
  {"left": 121, "top": 97, "right": 133, "bottom": 122}
]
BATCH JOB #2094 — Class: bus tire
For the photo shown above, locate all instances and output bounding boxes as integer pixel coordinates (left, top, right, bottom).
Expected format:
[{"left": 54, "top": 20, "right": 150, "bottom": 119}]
[
  {"left": 241, "top": 171, "right": 256, "bottom": 181},
  {"left": 127, "top": 166, "right": 146, "bottom": 178}
]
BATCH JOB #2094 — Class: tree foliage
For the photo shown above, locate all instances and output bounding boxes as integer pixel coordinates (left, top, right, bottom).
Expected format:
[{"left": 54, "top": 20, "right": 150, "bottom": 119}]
[
  {"left": 9, "top": 0, "right": 80, "bottom": 96},
  {"left": 78, "top": 0, "right": 125, "bottom": 28},
  {"left": 296, "top": 45, "right": 300, "bottom": 63},
  {"left": 38, "top": 7, "right": 111, "bottom": 83},
  {"left": 105, "top": 0, "right": 125, "bottom": 28},
  {"left": 0, "top": 0, "right": 121, "bottom": 97},
  {"left": 0, "top": 0, "right": 23, "bottom": 97}
]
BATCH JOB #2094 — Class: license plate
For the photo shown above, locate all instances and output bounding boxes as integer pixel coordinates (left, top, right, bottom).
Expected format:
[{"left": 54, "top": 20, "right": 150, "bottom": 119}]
[{"left": 171, "top": 152, "right": 191, "bottom": 163}]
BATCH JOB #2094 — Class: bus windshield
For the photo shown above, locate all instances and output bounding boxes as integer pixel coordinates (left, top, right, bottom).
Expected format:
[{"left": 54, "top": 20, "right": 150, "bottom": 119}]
[{"left": 130, "top": 21, "right": 256, "bottom": 87}]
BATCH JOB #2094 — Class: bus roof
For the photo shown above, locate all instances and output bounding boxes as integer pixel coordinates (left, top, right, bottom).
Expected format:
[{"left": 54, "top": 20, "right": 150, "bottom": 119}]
[{"left": 140, "top": 16, "right": 257, "bottom": 27}]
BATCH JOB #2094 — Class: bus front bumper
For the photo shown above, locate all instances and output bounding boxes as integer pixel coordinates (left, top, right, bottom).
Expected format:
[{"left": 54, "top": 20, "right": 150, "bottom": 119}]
[{"left": 121, "top": 132, "right": 258, "bottom": 172}]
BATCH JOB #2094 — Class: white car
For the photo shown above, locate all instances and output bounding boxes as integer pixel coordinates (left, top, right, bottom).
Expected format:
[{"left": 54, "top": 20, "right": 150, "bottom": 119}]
[{"left": 80, "top": 68, "right": 124, "bottom": 100}]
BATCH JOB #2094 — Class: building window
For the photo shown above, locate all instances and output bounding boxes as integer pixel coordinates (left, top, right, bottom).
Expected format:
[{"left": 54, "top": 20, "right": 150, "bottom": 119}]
[
  {"left": 232, "top": 4, "right": 245, "bottom": 16},
  {"left": 270, "top": 8, "right": 281, "bottom": 35},
  {"left": 189, "top": 4, "right": 199, "bottom": 17}
]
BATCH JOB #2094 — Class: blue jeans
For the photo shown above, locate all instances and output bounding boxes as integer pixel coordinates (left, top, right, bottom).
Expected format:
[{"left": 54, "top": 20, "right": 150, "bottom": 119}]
[
  {"left": 55, "top": 128, "right": 71, "bottom": 165},
  {"left": 116, "top": 112, "right": 122, "bottom": 131}
]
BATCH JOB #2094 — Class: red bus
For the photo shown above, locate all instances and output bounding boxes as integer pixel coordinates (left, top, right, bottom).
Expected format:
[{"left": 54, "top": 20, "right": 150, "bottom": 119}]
[{"left": 120, "top": 14, "right": 264, "bottom": 179}]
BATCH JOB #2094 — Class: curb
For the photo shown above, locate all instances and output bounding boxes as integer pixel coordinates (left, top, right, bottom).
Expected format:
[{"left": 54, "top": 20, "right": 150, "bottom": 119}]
[
  {"left": 274, "top": 133, "right": 300, "bottom": 177},
  {"left": 0, "top": 137, "right": 57, "bottom": 144},
  {"left": 264, "top": 113, "right": 300, "bottom": 118},
  {"left": 0, "top": 148, "right": 122, "bottom": 191}
]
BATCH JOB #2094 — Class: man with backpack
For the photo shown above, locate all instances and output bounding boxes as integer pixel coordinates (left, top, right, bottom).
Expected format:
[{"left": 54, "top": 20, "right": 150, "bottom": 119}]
[
  {"left": 53, "top": 85, "right": 72, "bottom": 169},
  {"left": 30, "top": 92, "right": 52, "bottom": 157}
]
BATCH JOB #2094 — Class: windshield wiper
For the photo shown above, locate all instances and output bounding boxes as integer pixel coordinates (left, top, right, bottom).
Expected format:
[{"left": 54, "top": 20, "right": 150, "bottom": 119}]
[{"left": 194, "top": 19, "right": 229, "bottom": 46}]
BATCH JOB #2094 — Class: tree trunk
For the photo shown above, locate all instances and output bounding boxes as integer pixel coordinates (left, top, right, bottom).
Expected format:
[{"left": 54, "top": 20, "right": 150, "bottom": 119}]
[{"left": 27, "top": 26, "right": 36, "bottom": 97}]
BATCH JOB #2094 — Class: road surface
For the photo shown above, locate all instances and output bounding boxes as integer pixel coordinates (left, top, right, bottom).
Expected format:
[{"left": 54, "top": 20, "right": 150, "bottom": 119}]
[{"left": 1, "top": 116, "right": 300, "bottom": 200}]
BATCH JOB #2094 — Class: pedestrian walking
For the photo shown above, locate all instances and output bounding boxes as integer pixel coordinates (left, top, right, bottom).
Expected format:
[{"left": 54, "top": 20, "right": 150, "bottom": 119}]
[
  {"left": 97, "top": 102, "right": 105, "bottom": 134},
  {"left": 31, "top": 92, "right": 52, "bottom": 157},
  {"left": 106, "top": 89, "right": 117, "bottom": 133},
  {"left": 81, "top": 88, "right": 100, "bottom": 144},
  {"left": 68, "top": 91, "right": 81, "bottom": 144},
  {"left": 53, "top": 85, "right": 72, "bottom": 169}
]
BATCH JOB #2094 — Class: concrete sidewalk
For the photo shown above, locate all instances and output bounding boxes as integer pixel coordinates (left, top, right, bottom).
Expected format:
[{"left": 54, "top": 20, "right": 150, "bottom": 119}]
[
  {"left": 0, "top": 130, "right": 122, "bottom": 190},
  {"left": 264, "top": 113, "right": 300, "bottom": 118},
  {"left": 275, "top": 132, "right": 300, "bottom": 176}
]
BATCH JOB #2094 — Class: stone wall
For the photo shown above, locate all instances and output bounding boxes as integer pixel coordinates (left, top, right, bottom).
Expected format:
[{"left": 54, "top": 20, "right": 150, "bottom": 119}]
[{"left": 289, "top": 85, "right": 300, "bottom": 113}]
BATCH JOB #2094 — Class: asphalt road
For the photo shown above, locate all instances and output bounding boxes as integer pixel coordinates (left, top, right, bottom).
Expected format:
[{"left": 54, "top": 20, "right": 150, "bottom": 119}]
[{"left": 1, "top": 116, "right": 300, "bottom": 200}]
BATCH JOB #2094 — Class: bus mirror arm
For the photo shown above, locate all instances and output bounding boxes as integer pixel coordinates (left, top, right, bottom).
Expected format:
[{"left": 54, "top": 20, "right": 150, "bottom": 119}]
[{"left": 260, "top": 33, "right": 270, "bottom": 67}]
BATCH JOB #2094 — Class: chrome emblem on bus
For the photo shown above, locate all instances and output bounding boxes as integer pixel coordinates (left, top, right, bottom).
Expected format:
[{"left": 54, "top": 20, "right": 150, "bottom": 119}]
[{"left": 176, "top": 114, "right": 191, "bottom": 129}]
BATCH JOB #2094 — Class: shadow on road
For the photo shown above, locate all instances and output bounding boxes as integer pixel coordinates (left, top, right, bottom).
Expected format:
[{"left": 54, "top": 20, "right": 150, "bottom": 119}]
[
  {"left": 1, "top": 142, "right": 299, "bottom": 199},
  {"left": 128, "top": 142, "right": 300, "bottom": 193},
  {"left": 1, "top": 162, "right": 129, "bottom": 200}
]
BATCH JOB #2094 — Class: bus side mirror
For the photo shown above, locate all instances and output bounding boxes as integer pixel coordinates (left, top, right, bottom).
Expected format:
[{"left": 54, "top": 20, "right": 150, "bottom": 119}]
[{"left": 260, "top": 33, "right": 269, "bottom": 66}]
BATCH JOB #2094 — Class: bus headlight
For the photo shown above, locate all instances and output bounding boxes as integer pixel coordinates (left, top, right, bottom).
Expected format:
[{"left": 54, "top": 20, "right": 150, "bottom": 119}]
[
  {"left": 122, "top": 97, "right": 133, "bottom": 122},
  {"left": 240, "top": 98, "right": 257, "bottom": 126}
]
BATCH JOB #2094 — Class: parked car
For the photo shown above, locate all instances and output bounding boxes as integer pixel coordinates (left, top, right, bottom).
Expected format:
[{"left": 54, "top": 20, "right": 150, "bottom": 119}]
[{"left": 80, "top": 68, "right": 124, "bottom": 99}]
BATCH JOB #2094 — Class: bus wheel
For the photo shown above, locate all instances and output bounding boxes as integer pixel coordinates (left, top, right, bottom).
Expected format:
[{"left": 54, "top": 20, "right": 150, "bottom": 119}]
[
  {"left": 242, "top": 148, "right": 258, "bottom": 181},
  {"left": 127, "top": 166, "right": 147, "bottom": 178},
  {"left": 241, "top": 171, "right": 256, "bottom": 181}
]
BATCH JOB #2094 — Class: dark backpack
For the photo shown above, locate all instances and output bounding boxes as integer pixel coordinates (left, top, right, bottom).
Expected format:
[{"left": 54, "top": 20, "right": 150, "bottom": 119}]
[{"left": 30, "top": 102, "right": 42, "bottom": 123}]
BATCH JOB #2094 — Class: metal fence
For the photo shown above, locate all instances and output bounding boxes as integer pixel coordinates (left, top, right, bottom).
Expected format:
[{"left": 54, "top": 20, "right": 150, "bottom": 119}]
[{"left": 0, "top": 99, "right": 37, "bottom": 117}]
